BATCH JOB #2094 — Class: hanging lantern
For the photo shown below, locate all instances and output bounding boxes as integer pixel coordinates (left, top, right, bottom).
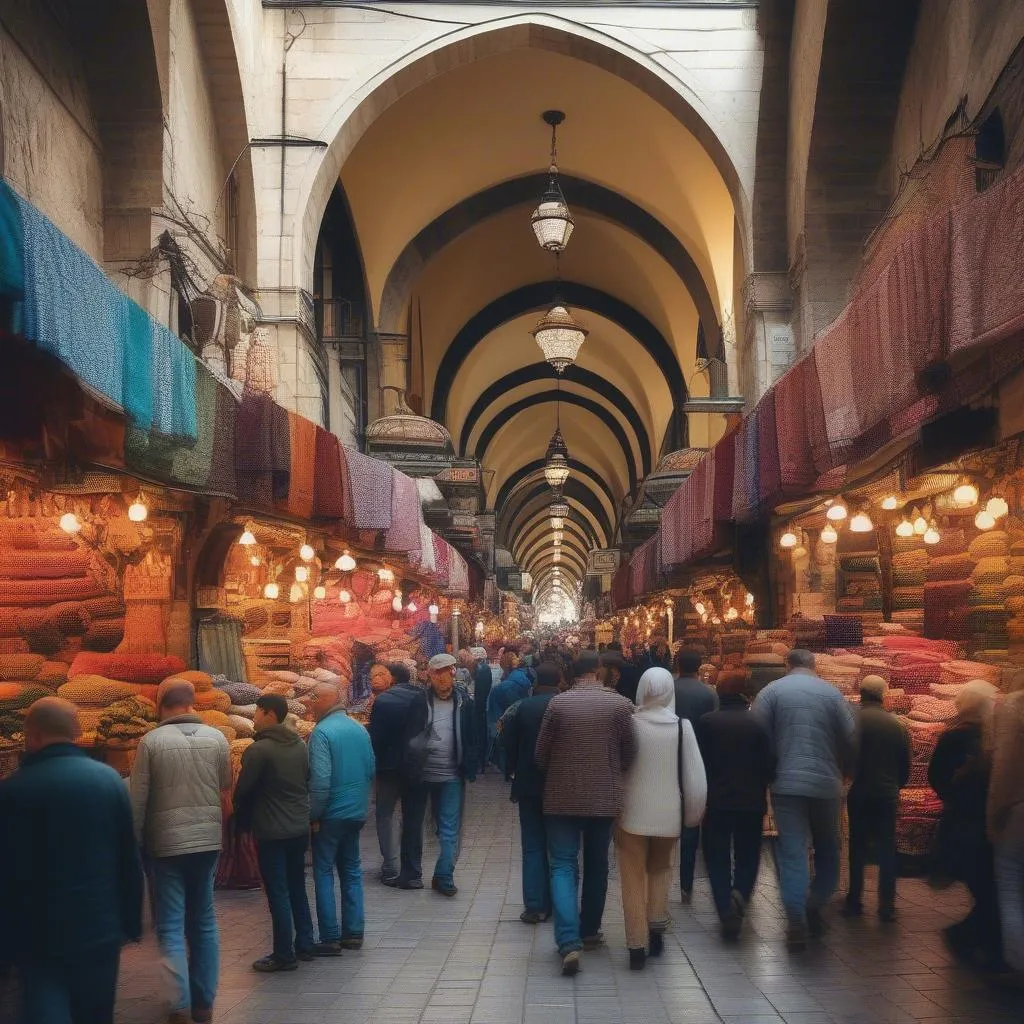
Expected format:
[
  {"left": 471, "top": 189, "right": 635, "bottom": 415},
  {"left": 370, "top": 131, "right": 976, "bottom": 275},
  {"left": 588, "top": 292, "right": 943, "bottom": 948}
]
[
  {"left": 544, "top": 428, "right": 571, "bottom": 490},
  {"left": 987, "top": 496, "right": 1009, "bottom": 519},
  {"left": 913, "top": 514, "right": 929, "bottom": 536},
  {"left": 127, "top": 492, "right": 148, "bottom": 522},
  {"left": 895, "top": 518, "right": 914, "bottom": 538},
  {"left": 551, "top": 516, "right": 565, "bottom": 531},
  {"left": 780, "top": 531, "right": 798, "bottom": 549},
  {"left": 264, "top": 582, "right": 280, "bottom": 600},
  {"left": 880, "top": 495, "right": 899, "bottom": 511},
  {"left": 923, "top": 523, "right": 941, "bottom": 545},
  {"left": 313, "top": 585, "right": 327, "bottom": 600},
  {"left": 531, "top": 304, "right": 588, "bottom": 373},
  {"left": 392, "top": 593, "right": 404, "bottom": 613},
  {"left": 295, "top": 566, "right": 310, "bottom": 583},
  {"left": 339, "top": 589, "right": 351, "bottom": 604},
  {"left": 289, "top": 583, "right": 303, "bottom": 603},
  {"left": 300, "top": 544, "right": 316, "bottom": 562},
  {"left": 378, "top": 566, "right": 395, "bottom": 585},
  {"left": 849, "top": 511, "right": 874, "bottom": 533},
  {"left": 953, "top": 483, "right": 979, "bottom": 508},
  {"left": 335, "top": 550, "right": 357, "bottom": 572},
  {"left": 825, "top": 501, "right": 848, "bottom": 522},
  {"left": 531, "top": 110, "right": 574, "bottom": 253},
  {"left": 820, "top": 523, "right": 839, "bottom": 544},
  {"left": 975, "top": 508, "right": 996, "bottom": 531},
  {"left": 407, "top": 601, "right": 417, "bottom": 613},
  {"left": 238, "top": 528, "right": 256, "bottom": 546},
  {"left": 59, "top": 512, "right": 82, "bottom": 535},
  {"left": 694, "top": 601, "right": 706, "bottom": 615}
]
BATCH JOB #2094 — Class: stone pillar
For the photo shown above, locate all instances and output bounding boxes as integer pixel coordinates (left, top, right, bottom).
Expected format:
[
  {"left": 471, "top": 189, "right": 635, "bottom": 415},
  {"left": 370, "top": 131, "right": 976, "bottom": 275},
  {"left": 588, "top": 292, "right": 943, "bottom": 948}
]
[
  {"left": 376, "top": 332, "right": 410, "bottom": 416},
  {"left": 741, "top": 271, "right": 795, "bottom": 400}
]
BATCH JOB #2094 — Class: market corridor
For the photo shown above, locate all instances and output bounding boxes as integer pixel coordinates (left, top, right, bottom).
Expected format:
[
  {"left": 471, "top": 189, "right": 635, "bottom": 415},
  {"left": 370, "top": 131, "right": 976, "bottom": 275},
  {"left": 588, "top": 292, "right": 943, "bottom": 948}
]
[{"left": 111, "top": 775, "right": 1020, "bottom": 1024}]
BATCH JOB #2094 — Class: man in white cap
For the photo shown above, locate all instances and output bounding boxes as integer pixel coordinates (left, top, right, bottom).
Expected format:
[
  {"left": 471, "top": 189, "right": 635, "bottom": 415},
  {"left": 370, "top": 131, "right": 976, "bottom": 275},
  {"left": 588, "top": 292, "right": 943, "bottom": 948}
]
[{"left": 399, "top": 653, "right": 478, "bottom": 895}]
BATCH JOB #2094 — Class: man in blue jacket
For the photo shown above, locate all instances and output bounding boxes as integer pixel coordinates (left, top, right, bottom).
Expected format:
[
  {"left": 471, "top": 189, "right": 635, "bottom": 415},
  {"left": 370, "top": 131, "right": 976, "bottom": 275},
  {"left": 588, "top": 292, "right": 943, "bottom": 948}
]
[
  {"left": 0, "top": 697, "right": 143, "bottom": 1022},
  {"left": 402, "top": 653, "right": 478, "bottom": 896},
  {"left": 307, "top": 683, "right": 375, "bottom": 954}
]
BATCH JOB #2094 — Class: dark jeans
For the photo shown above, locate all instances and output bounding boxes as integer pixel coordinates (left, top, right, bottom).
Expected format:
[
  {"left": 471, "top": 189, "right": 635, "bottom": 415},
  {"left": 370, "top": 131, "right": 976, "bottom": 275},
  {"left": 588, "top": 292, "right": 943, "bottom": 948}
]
[
  {"left": 545, "top": 815, "right": 613, "bottom": 955},
  {"left": 257, "top": 835, "right": 315, "bottom": 959},
  {"left": 401, "top": 778, "right": 464, "bottom": 885},
  {"left": 518, "top": 798, "right": 550, "bottom": 915},
  {"left": 846, "top": 797, "right": 897, "bottom": 910},
  {"left": 375, "top": 771, "right": 402, "bottom": 879},
  {"left": 771, "top": 794, "right": 841, "bottom": 925},
  {"left": 680, "top": 825, "right": 701, "bottom": 893},
  {"left": 701, "top": 808, "right": 764, "bottom": 920},
  {"left": 19, "top": 948, "right": 119, "bottom": 1024}
]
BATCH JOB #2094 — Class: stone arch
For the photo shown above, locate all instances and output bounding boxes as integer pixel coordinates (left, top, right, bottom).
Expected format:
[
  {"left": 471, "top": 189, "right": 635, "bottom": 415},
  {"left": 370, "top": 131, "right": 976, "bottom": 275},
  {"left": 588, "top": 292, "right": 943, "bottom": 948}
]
[
  {"left": 294, "top": 16, "right": 749, "bottom": 304},
  {"left": 494, "top": 460, "right": 619, "bottom": 520},
  {"left": 500, "top": 480, "right": 612, "bottom": 550}
]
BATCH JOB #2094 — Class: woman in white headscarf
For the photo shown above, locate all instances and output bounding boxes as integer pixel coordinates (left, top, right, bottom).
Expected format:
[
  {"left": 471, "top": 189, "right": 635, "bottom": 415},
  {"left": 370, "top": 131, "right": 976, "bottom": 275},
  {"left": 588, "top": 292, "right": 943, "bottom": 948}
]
[{"left": 616, "top": 667, "right": 706, "bottom": 970}]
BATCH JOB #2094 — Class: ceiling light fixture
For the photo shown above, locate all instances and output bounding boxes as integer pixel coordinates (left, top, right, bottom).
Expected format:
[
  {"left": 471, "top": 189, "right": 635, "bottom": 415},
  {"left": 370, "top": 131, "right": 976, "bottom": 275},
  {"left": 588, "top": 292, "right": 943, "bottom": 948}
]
[
  {"left": 532, "top": 303, "right": 588, "bottom": 373},
  {"left": 531, "top": 110, "right": 574, "bottom": 253},
  {"left": 238, "top": 528, "right": 256, "bottom": 546},
  {"left": 544, "top": 422, "right": 571, "bottom": 491},
  {"left": 300, "top": 543, "right": 316, "bottom": 562},
  {"left": 987, "top": 496, "right": 1009, "bottom": 519},
  {"left": 820, "top": 523, "right": 838, "bottom": 544},
  {"left": 881, "top": 495, "right": 900, "bottom": 511},
  {"left": 335, "top": 550, "right": 356, "bottom": 572},
  {"left": 975, "top": 508, "right": 997, "bottom": 531},
  {"left": 780, "top": 531, "right": 798, "bottom": 549},
  {"left": 127, "top": 491, "right": 149, "bottom": 523},
  {"left": 849, "top": 511, "right": 874, "bottom": 533},
  {"left": 825, "top": 500, "right": 848, "bottom": 522},
  {"left": 59, "top": 512, "right": 82, "bottom": 535},
  {"left": 313, "top": 585, "right": 326, "bottom": 600},
  {"left": 953, "top": 483, "right": 979, "bottom": 508},
  {"left": 895, "top": 518, "right": 914, "bottom": 538}
]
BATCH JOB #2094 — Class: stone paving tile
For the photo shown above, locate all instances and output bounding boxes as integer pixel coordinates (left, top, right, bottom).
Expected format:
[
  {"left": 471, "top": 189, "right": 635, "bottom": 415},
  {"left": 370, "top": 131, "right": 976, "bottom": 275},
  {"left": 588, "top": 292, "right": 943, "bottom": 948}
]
[{"left": 101, "top": 775, "right": 1024, "bottom": 1024}]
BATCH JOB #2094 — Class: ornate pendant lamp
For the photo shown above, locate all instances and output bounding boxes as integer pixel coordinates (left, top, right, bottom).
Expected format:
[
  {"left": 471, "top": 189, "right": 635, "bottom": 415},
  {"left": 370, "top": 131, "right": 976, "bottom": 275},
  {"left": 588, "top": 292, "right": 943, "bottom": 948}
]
[
  {"left": 531, "top": 110, "right": 574, "bottom": 253},
  {"left": 531, "top": 301, "right": 588, "bottom": 374},
  {"left": 544, "top": 379, "right": 571, "bottom": 490}
]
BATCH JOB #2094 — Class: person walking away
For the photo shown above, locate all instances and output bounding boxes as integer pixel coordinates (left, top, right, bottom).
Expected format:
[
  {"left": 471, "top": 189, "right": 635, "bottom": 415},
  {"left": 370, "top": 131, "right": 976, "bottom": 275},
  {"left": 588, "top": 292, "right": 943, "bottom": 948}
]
[
  {"left": 535, "top": 650, "right": 636, "bottom": 976},
  {"left": 599, "top": 651, "right": 624, "bottom": 692},
  {"left": 402, "top": 653, "right": 478, "bottom": 896},
  {"left": 233, "top": 694, "right": 315, "bottom": 971},
  {"left": 307, "top": 683, "right": 375, "bottom": 953},
  {"left": 471, "top": 647, "right": 494, "bottom": 774},
  {"left": 752, "top": 649, "right": 856, "bottom": 952},
  {"left": 640, "top": 634, "right": 673, "bottom": 674},
  {"left": 130, "top": 680, "right": 231, "bottom": 1024},
  {"left": 455, "top": 651, "right": 474, "bottom": 694},
  {"left": 989, "top": 670, "right": 1024, "bottom": 984},
  {"left": 499, "top": 661, "right": 565, "bottom": 924},
  {"left": 929, "top": 679, "right": 1003, "bottom": 969},
  {"left": 673, "top": 647, "right": 719, "bottom": 903},
  {"left": 617, "top": 669, "right": 706, "bottom": 970},
  {"left": 695, "top": 670, "right": 775, "bottom": 940},
  {"left": 842, "top": 676, "right": 910, "bottom": 923},
  {"left": 367, "top": 663, "right": 427, "bottom": 886},
  {"left": 0, "top": 698, "right": 143, "bottom": 1024},
  {"left": 487, "top": 651, "right": 532, "bottom": 773}
]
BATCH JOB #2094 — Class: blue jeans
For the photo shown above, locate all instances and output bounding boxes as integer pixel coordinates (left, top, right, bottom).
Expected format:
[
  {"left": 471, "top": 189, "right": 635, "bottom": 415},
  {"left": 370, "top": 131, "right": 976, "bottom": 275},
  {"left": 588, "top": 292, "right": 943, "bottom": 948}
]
[
  {"left": 403, "top": 778, "right": 464, "bottom": 886},
  {"left": 313, "top": 819, "right": 365, "bottom": 941},
  {"left": 257, "top": 835, "right": 315, "bottom": 959},
  {"left": 680, "top": 825, "right": 701, "bottom": 893},
  {"left": 150, "top": 850, "right": 220, "bottom": 1015},
  {"left": 518, "top": 798, "right": 550, "bottom": 915},
  {"left": 375, "top": 772, "right": 402, "bottom": 879},
  {"left": 19, "top": 947, "right": 119, "bottom": 1024},
  {"left": 545, "top": 815, "right": 613, "bottom": 955},
  {"left": 771, "top": 794, "right": 841, "bottom": 924}
]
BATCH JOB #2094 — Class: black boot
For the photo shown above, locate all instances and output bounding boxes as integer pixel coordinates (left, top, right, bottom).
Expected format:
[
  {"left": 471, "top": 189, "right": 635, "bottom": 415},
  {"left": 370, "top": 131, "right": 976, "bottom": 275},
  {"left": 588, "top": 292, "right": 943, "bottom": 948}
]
[
  {"left": 647, "top": 929, "right": 664, "bottom": 957},
  {"left": 628, "top": 948, "right": 646, "bottom": 971}
]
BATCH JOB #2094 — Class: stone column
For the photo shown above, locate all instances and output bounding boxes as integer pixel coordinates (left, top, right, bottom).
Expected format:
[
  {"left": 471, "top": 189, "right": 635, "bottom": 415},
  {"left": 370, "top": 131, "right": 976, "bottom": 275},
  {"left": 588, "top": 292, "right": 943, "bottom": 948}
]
[
  {"left": 376, "top": 332, "right": 410, "bottom": 417},
  {"left": 741, "top": 271, "right": 796, "bottom": 400}
]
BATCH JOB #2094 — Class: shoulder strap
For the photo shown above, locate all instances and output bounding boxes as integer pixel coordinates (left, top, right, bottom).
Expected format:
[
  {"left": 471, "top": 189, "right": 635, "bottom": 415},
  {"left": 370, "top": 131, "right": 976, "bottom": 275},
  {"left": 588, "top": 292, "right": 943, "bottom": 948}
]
[{"left": 677, "top": 718, "right": 683, "bottom": 795}]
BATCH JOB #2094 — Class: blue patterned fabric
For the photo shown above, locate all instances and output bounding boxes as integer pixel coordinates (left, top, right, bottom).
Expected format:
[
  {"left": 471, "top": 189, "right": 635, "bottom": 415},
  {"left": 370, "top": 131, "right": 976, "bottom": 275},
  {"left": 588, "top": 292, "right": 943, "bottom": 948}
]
[{"left": 0, "top": 180, "right": 24, "bottom": 331}]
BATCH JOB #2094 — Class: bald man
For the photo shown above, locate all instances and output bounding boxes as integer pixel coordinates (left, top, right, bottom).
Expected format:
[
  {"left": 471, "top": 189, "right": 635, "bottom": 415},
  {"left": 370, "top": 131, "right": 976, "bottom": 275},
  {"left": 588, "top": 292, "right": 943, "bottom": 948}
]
[{"left": 0, "top": 697, "right": 143, "bottom": 1023}]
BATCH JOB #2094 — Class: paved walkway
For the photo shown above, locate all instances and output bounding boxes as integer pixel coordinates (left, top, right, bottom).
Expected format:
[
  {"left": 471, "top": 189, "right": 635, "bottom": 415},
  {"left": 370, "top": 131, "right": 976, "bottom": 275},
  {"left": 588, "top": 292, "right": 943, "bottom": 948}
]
[{"left": 113, "top": 775, "right": 1020, "bottom": 1024}]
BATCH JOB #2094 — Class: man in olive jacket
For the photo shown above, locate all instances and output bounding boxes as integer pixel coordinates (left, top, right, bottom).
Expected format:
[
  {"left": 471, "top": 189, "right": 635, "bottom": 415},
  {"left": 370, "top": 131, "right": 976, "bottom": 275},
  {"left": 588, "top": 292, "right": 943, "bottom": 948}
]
[{"left": 234, "top": 694, "right": 315, "bottom": 971}]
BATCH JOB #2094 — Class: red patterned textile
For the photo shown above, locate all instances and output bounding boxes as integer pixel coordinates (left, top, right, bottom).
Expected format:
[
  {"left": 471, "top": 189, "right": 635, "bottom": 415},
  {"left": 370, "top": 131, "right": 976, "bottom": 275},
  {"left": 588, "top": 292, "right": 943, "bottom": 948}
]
[
  {"left": 385, "top": 471, "right": 422, "bottom": 556},
  {"left": 612, "top": 562, "right": 631, "bottom": 609},
  {"left": 711, "top": 432, "right": 735, "bottom": 522},
  {"left": 283, "top": 411, "right": 316, "bottom": 520},
  {"left": 659, "top": 483, "right": 686, "bottom": 570},
  {"left": 342, "top": 446, "right": 394, "bottom": 530},
  {"left": 312, "top": 427, "right": 345, "bottom": 518},
  {"left": 234, "top": 390, "right": 290, "bottom": 507},
  {"left": 432, "top": 535, "right": 450, "bottom": 589},
  {"left": 756, "top": 388, "right": 782, "bottom": 511},
  {"left": 814, "top": 306, "right": 859, "bottom": 464},
  {"left": 773, "top": 366, "right": 816, "bottom": 493},
  {"left": 689, "top": 454, "right": 716, "bottom": 560},
  {"left": 731, "top": 418, "right": 759, "bottom": 524}
]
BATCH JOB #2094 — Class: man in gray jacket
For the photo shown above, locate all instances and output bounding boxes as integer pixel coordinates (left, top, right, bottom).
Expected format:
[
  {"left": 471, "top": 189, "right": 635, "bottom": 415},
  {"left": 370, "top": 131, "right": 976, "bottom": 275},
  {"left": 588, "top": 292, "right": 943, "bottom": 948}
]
[
  {"left": 234, "top": 694, "right": 315, "bottom": 972},
  {"left": 752, "top": 650, "right": 856, "bottom": 952},
  {"left": 130, "top": 680, "right": 231, "bottom": 1024}
]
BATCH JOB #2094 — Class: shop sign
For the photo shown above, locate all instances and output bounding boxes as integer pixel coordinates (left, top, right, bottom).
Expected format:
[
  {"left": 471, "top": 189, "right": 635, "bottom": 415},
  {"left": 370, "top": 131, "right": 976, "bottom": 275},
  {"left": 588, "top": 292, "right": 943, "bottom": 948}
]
[
  {"left": 507, "top": 572, "right": 523, "bottom": 591},
  {"left": 587, "top": 549, "right": 621, "bottom": 574},
  {"left": 437, "top": 466, "right": 480, "bottom": 485}
]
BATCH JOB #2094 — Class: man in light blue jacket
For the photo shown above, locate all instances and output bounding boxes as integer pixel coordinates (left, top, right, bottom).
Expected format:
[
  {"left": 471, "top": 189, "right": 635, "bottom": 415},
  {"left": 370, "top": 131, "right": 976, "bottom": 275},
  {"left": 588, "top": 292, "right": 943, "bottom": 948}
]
[
  {"left": 752, "top": 649, "right": 856, "bottom": 952},
  {"left": 307, "top": 683, "right": 375, "bottom": 955}
]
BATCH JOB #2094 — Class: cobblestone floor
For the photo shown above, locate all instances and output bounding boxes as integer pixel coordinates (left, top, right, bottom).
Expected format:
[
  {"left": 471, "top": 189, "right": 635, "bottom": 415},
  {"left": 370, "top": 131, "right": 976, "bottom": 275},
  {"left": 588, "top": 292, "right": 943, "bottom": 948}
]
[{"left": 113, "top": 775, "right": 1021, "bottom": 1024}]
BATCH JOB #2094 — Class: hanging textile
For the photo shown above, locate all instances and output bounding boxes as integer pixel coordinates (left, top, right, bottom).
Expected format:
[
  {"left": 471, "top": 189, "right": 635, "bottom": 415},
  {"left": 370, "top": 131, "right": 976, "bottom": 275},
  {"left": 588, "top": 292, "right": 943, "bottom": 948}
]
[
  {"left": 689, "top": 454, "right": 716, "bottom": 559},
  {"left": 611, "top": 562, "right": 631, "bottom": 609},
  {"left": 802, "top": 350, "right": 831, "bottom": 476},
  {"left": 283, "top": 411, "right": 316, "bottom": 520},
  {"left": 385, "top": 471, "right": 422, "bottom": 555},
  {"left": 235, "top": 390, "right": 289, "bottom": 507},
  {"left": 814, "top": 306, "right": 859, "bottom": 464},
  {"left": 433, "top": 535, "right": 450, "bottom": 589},
  {"left": 0, "top": 180, "right": 24, "bottom": 314},
  {"left": 731, "top": 415, "right": 760, "bottom": 524},
  {"left": 417, "top": 521, "right": 437, "bottom": 574},
  {"left": 151, "top": 322, "right": 197, "bottom": 441},
  {"left": 773, "top": 364, "right": 816, "bottom": 493},
  {"left": 312, "top": 428, "right": 345, "bottom": 518},
  {"left": 755, "top": 389, "right": 782, "bottom": 514},
  {"left": 659, "top": 483, "right": 687, "bottom": 570},
  {"left": 342, "top": 447, "right": 394, "bottom": 530},
  {"left": 711, "top": 430, "right": 736, "bottom": 523},
  {"left": 122, "top": 299, "right": 154, "bottom": 430},
  {"left": 448, "top": 547, "right": 470, "bottom": 595}
]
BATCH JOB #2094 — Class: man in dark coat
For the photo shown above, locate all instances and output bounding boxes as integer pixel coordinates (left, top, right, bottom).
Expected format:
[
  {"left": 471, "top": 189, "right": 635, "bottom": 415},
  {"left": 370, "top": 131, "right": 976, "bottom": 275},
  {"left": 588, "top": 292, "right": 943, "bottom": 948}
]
[
  {"left": 499, "top": 661, "right": 565, "bottom": 923},
  {"left": 234, "top": 694, "right": 315, "bottom": 970},
  {"left": 843, "top": 676, "right": 910, "bottom": 922},
  {"left": 367, "top": 663, "right": 428, "bottom": 887},
  {"left": 0, "top": 697, "right": 143, "bottom": 1021},
  {"left": 608, "top": 643, "right": 642, "bottom": 704},
  {"left": 695, "top": 671, "right": 775, "bottom": 939},
  {"left": 471, "top": 648, "right": 493, "bottom": 774}
]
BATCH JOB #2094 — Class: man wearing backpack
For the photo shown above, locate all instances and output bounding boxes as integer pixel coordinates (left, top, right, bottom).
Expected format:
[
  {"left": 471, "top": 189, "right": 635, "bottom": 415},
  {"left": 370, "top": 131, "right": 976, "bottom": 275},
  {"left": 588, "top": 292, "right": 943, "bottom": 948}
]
[{"left": 399, "top": 653, "right": 478, "bottom": 896}]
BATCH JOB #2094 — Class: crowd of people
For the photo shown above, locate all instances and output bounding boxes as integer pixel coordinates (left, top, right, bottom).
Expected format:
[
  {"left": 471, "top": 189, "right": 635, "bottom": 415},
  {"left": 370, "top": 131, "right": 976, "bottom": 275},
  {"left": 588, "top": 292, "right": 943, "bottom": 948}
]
[{"left": 1, "top": 636, "right": 1023, "bottom": 1023}]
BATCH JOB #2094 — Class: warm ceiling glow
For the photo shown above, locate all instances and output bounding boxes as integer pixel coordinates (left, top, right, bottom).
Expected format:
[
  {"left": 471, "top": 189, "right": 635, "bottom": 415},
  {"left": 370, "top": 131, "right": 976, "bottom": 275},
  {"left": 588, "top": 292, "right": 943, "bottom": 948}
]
[
  {"left": 264, "top": 582, "right": 280, "bottom": 600},
  {"left": 952, "top": 483, "right": 979, "bottom": 508},
  {"left": 336, "top": 551, "right": 357, "bottom": 572},
  {"left": 975, "top": 509, "right": 996, "bottom": 531},
  {"left": 825, "top": 502, "right": 848, "bottom": 522},
  {"left": 923, "top": 525, "right": 941, "bottom": 545},
  {"left": 895, "top": 518, "right": 914, "bottom": 538},
  {"left": 780, "top": 531, "right": 798, "bottom": 549},
  {"left": 849, "top": 512, "right": 874, "bottom": 533},
  {"left": 987, "top": 496, "right": 1009, "bottom": 519},
  {"left": 913, "top": 515, "right": 928, "bottom": 535},
  {"left": 295, "top": 566, "right": 310, "bottom": 583},
  {"left": 313, "top": 585, "right": 327, "bottom": 599},
  {"left": 881, "top": 495, "right": 899, "bottom": 510},
  {"left": 339, "top": 589, "right": 351, "bottom": 603},
  {"left": 127, "top": 494, "right": 148, "bottom": 522},
  {"left": 300, "top": 544, "right": 316, "bottom": 562}
]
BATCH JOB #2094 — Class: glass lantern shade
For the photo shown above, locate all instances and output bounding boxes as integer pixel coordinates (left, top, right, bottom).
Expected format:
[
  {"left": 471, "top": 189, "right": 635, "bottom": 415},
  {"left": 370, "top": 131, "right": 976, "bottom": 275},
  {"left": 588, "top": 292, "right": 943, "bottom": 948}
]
[
  {"left": 544, "top": 454, "right": 570, "bottom": 490},
  {"left": 531, "top": 305, "right": 588, "bottom": 373},
  {"left": 531, "top": 180, "right": 575, "bottom": 253}
]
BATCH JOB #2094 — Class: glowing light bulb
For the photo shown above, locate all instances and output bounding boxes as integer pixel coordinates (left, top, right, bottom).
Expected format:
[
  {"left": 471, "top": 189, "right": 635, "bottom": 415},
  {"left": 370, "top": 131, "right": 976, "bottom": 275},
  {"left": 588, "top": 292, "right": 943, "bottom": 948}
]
[
  {"left": 987, "top": 497, "right": 1009, "bottom": 519},
  {"left": 289, "top": 583, "right": 303, "bottom": 603},
  {"left": 392, "top": 595, "right": 403, "bottom": 613},
  {"left": 694, "top": 602, "right": 706, "bottom": 615},
  {"left": 895, "top": 518, "right": 914, "bottom": 538},
  {"left": 339, "top": 589, "right": 351, "bottom": 604},
  {"left": 821, "top": 523, "right": 839, "bottom": 544},
  {"left": 238, "top": 529, "right": 256, "bottom": 546},
  {"left": 923, "top": 525, "right": 941, "bottom": 545},
  {"left": 913, "top": 516, "right": 928, "bottom": 536},
  {"left": 300, "top": 544, "right": 315, "bottom": 562},
  {"left": 378, "top": 566, "right": 395, "bottom": 584},
  {"left": 953, "top": 484, "right": 979, "bottom": 508},
  {"left": 313, "top": 585, "right": 326, "bottom": 600},
  {"left": 826, "top": 502, "right": 848, "bottom": 522},
  {"left": 250, "top": 556, "right": 261, "bottom": 567},
  {"left": 711, "top": 616, "right": 722, "bottom": 625},
  {"left": 59, "top": 512, "right": 82, "bottom": 535},
  {"left": 335, "top": 550, "right": 356, "bottom": 572},
  {"left": 849, "top": 512, "right": 874, "bottom": 533},
  {"left": 745, "top": 593, "right": 755, "bottom": 607},
  {"left": 881, "top": 495, "right": 899, "bottom": 511},
  {"left": 975, "top": 509, "right": 996, "bottom": 531},
  {"left": 294, "top": 566, "right": 309, "bottom": 583},
  {"left": 264, "top": 582, "right": 279, "bottom": 600},
  {"left": 127, "top": 494, "right": 148, "bottom": 522},
  {"left": 780, "top": 531, "right": 798, "bottom": 549}
]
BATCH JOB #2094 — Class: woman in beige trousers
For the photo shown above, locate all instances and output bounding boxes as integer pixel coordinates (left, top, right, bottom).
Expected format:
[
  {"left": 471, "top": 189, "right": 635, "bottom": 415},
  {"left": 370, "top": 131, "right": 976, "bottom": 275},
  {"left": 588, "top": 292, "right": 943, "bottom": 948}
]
[{"left": 616, "top": 667, "right": 707, "bottom": 969}]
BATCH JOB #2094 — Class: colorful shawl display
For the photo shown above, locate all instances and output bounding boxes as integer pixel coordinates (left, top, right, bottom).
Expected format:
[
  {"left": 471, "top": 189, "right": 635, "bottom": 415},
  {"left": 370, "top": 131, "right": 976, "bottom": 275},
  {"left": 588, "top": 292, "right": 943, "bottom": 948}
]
[
  {"left": 312, "top": 428, "right": 345, "bottom": 517},
  {"left": 385, "top": 471, "right": 422, "bottom": 556},
  {"left": 342, "top": 447, "right": 394, "bottom": 530}
]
